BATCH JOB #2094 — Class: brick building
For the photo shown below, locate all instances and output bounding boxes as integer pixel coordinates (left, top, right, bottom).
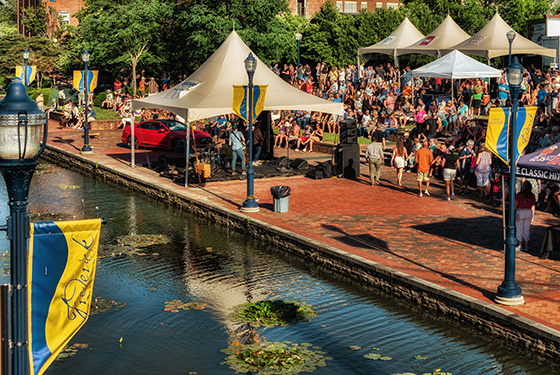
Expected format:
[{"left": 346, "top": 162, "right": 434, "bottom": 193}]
[
  {"left": 289, "top": 0, "right": 400, "bottom": 19},
  {"left": 16, "top": 0, "right": 83, "bottom": 35}
]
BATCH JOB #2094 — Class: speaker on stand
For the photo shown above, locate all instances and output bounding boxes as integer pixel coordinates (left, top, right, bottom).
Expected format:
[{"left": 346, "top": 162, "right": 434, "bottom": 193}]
[{"left": 335, "top": 119, "right": 360, "bottom": 179}]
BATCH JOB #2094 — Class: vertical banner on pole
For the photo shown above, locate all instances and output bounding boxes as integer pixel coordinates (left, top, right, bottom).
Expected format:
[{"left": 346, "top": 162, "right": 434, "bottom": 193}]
[
  {"left": 15, "top": 66, "right": 37, "bottom": 85},
  {"left": 486, "top": 107, "right": 536, "bottom": 165},
  {"left": 73, "top": 70, "right": 98, "bottom": 93},
  {"left": 232, "top": 85, "right": 268, "bottom": 121},
  {"left": 28, "top": 219, "right": 102, "bottom": 375}
]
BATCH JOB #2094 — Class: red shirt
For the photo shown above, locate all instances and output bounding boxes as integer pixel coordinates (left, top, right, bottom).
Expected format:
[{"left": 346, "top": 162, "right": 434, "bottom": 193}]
[{"left": 515, "top": 192, "right": 535, "bottom": 209}]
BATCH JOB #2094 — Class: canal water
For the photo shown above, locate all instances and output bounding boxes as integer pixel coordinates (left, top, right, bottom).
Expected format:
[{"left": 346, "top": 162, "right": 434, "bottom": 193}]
[{"left": 0, "top": 162, "right": 558, "bottom": 375}]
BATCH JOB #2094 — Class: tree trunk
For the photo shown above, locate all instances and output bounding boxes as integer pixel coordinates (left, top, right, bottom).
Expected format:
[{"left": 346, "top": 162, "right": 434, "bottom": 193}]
[{"left": 131, "top": 56, "right": 137, "bottom": 97}]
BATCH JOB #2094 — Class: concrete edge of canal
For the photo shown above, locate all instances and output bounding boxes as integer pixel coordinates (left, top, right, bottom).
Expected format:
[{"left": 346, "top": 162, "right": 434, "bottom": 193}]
[{"left": 41, "top": 145, "right": 560, "bottom": 359}]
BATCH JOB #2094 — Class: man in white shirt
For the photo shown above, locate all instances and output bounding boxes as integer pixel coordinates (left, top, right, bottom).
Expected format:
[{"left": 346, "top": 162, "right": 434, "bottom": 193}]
[{"left": 365, "top": 138, "right": 384, "bottom": 185}]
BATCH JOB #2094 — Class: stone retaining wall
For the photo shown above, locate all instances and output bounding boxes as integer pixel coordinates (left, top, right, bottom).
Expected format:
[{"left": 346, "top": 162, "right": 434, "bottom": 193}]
[{"left": 41, "top": 145, "right": 560, "bottom": 358}]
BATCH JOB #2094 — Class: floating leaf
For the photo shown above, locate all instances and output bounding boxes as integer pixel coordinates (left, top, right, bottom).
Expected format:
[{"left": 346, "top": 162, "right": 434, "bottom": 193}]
[
  {"left": 372, "top": 347, "right": 380, "bottom": 350},
  {"left": 347, "top": 345, "right": 361, "bottom": 351},
  {"left": 415, "top": 354, "right": 429, "bottom": 360},
  {"left": 59, "top": 185, "right": 81, "bottom": 189},
  {"left": 363, "top": 353, "right": 381, "bottom": 360},
  {"left": 380, "top": 356, "right": 392, "bottom": 361}
]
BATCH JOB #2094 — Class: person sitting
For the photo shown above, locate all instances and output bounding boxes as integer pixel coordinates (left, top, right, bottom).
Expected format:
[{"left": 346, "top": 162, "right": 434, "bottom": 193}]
[
  {"left": 273, "top": 120, "right": 288, "bottom": 148},
  {"left": 295, "top": 124, "right": 313, "bottom": 152},
  {"left": 101, "top": 90, "right": 114, "bottom": 109}
]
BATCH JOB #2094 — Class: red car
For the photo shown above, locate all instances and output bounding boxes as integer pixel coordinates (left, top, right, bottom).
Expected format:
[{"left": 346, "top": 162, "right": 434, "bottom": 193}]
[{"left": 121, "top": 119, "right": 212, "bottom": 152}]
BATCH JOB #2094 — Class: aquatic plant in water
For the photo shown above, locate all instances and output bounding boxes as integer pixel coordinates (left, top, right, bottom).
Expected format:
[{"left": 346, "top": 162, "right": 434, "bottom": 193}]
[
  {"left": 99, "top": 234, "right": 172, "bottom": 257},
  {"left": 55, "top": 343, "right": 89, "bottom": 361},
  {"left": 164, "top": 300, "right": 207, "bottom": 312},
  {"left": 230, "top": 300, "right": 316, "bottom": 327},
  {"left": 90, "top": 297, "right": 127, "bottom": 316},
  {"left": 221, "top": 341, "right": 332, "bottom": 375}
]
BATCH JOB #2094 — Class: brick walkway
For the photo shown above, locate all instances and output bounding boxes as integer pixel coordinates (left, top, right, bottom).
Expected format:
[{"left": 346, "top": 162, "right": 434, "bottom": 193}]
[{"left": 45, "top": 126, "right": 560, "bottom": 332}]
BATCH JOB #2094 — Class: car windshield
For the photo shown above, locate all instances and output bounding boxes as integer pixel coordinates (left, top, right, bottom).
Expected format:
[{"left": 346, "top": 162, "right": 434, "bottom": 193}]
[{"left": 160, "top": 120, "right": 187, "bottom": 131}]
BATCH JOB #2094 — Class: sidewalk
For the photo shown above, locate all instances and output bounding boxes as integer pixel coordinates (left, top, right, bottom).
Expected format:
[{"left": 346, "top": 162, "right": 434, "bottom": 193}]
[{"left": 44, "top": 127, "right": 560, "bottom": 337}]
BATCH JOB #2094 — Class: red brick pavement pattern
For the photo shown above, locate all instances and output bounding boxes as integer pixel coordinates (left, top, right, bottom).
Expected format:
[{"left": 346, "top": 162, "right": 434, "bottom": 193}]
[{"left": 45, "top": 128, "right": 560, "bottom": 332}]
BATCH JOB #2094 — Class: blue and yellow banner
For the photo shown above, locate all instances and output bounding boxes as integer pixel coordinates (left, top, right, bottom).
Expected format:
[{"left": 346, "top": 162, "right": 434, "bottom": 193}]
[
  {"left": 28, "top": 219, "right": 102, "bottom": 375},
  {"left": 73, "top": 70, "right": 98, "bottom": 93},
  {"left": 15, "top": 65, "right": 36, "bottom": 85},
  {"left": 233, "top": 85, "right": 267, "bottom": 122},
  {"left": 486, "top": 107, "right": 536, "bottom": 165}
]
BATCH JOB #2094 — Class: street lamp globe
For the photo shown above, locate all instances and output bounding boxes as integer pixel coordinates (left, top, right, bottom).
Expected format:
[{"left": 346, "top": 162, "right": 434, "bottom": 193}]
[
  {"left": 0, "top": 78, "right": 46, "bottom": 162},
  {"left": 82, "top": 49, "right": 91, "bottom": 63},
  {"left": 244, "top": 53, "right": 257, "bottom": 73},
  {"left": 295, "top": 32, "right": 302, "bottom": 41},
  {"left": 507, "top": 57, "right": 523, "bottom": 87},
  {"left": 506, "top": 30, "right": 516, "bottom": 43},
  {"left": 22, "top": 49, "right": 30, "bottom": 60}
]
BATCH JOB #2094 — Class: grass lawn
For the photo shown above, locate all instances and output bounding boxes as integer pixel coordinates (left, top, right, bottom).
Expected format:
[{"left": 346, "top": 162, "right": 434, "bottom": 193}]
[
  {"left": 322, "top": 132, "right": 371, "bottom": 145},
  {"left": 93, "top": 106, "right": 122, "bottom": 120}
]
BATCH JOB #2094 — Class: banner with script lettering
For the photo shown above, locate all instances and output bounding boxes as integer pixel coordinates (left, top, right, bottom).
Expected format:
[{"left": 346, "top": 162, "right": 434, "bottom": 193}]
[
  {"left": 28, "top": 219, "right": 102, "bottom": 375},
  {"left": 232, "top": 85, "right": 267, "bottom": 122},
  {"left": 15, "top": 65, "right": 37, "bottom": 85},
  {"left": 73, "top": 70, "right": 98, "bottom": 93}
]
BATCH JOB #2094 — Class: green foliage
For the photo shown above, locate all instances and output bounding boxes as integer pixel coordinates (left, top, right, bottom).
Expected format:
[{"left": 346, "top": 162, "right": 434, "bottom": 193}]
[
  {"left": 93, "top": 92, "right": 106, "bottom": 108},
  {"left": 231, "top": 300, "right": 316, "bottom": 326},
  {"left": 22, "top": 1, "right": 48, "bottom": 36},
  {"left": 27, "top": 88, "right": 50, "bottom": 103},
  {"left": 221, "top": 341, "right": 332, "bottom": 375},
  {"left": 0, "top": 34, "right": 63, "bottom": 85}
]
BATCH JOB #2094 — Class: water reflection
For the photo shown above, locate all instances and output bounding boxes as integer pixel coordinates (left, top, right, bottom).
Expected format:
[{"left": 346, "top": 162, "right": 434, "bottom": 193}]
[{"left": 0, "top": 162, "right": 556, "bottom": 374}]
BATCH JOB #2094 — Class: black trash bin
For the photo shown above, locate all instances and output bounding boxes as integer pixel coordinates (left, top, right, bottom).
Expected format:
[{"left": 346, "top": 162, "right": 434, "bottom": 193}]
[{"left": 270, "top": 186, "right": 291, "bottom": 213}]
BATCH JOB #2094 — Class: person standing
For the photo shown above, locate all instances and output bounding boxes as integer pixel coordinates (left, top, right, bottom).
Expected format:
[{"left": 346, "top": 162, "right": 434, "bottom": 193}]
[
  {"left": 365, "top": 137, "right": 384, "bottom": 186},
  {"left": 390, "top": 139, "right": 408, "bottom": 186},
  {"left": 148, "top": 77, "right": 159, "bottom": 95},
  {"left": 138, "top": 76, "right": 146, "bottom": 98},
  {"left": 515, "top": 180, "right": 536, "bottom": 252},
  {"left": 441, "top": 145, "right": 459, "bottom": 200},
  {"left": 229, "top": 123, "right": 246, "bottom": 175},
  {"left": 475, "top": 143, "right": 492, "bottom": 198},
  {"left": 415, "top": 140, "right": 434, "bottom": 197},
  {"left": 458, "top": 139, "right": 475, "bottom": 194},
  {"left": 472, "top": 79, "right": 483, "bottom": 118}
]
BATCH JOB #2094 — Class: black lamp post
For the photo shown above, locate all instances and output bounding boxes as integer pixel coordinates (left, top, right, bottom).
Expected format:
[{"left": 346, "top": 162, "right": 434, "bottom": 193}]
[
  {"left": 295, "top": 33, "right": 302, "bottom": 67},
  {"left": 240, "top": 53, "right": 259, "bottom": 213},
  {"left": 0, "top": 78, "right": 48, "bottom": 374},
  {"left": 81, "top": 50, "right": 93, "bottom": 155},
  {"left": 496, "top": 53, "right": 524, "bottom": 306},
  {"left": 22, "top": 49, "right": 29, "bottom": 87}
]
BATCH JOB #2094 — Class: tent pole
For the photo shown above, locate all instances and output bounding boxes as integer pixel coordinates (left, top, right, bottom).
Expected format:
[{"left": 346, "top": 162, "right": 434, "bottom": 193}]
[
  {"left": 130, "top": 103, "right": 135, "bottom": 167},
  {"left": 185, "top": 121, "right": 191, "bottom": 188}
]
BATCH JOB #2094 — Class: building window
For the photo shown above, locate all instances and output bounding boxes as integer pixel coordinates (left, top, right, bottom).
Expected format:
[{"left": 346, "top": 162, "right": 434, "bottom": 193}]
[
  {"left": 376, "top": 2, "right": 384, "bottom": 8},
  {"left": 387, "top": 2, "right": 399, "bottom": 9},
  {"left": 344, "top": 1, "right": 357, "bottom": 13},
  {"left": 361, "top": 2, "right": 368, "bottom": 10},
  {"left": 336, "top": 1, "right": 343, "bottom": 12},
  {"left": 58, "top": 11, "right": 70, "bottom": 25}
]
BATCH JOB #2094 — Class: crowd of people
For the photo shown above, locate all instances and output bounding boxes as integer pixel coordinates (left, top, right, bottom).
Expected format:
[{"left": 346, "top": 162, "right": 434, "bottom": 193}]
[{"left": 47, "top": 58, "right": 560, "bottom": 246}]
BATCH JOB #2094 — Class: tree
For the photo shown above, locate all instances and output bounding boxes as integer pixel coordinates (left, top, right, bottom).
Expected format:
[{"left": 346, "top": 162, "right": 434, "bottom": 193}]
[
  {"left": 75, "top": 0, "right": 175, "bottom": 96},
  {"left": 0, "top": 34, "right": 63, "bottom": 88}
]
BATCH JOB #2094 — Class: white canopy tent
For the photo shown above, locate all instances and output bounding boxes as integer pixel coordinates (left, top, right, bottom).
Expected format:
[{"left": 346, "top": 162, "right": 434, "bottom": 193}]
[
  {"left": 411, "top": 49, "right": 502, "bottom": 101},
  {"left": 130, "top": 31, "right": 343, "bottom": 184},
  {"left": 132, "top": 31, "right": 343, "bottom": 121},
  {"left": 444, "top": 13, "right": 556, "bottom": 59},
  {"left": 357, "top": 17, "right": 425, "bottom": 67},
  {"left": 398, "top": 15, "right": 470, "bottom": 58}
]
